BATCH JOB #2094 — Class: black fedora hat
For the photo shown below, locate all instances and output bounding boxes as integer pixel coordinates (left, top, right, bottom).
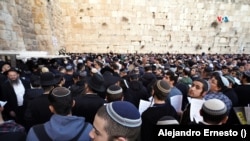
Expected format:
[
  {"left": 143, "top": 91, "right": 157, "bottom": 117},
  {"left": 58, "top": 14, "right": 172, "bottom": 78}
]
[
  {"left": 102, "top": 71, "right": 121, "bottom": 88},
  {"left": 87, "top": 73, "right": 106, "bottom": 92},
  {"left": 30, "top": 74, "right": 41, "bottom": 86},
  {"left": 40, "top": 72, "right": 57, "bottom": 86},
  {"left": 6, "top": 67, "right": 21, "bottom": 74}
]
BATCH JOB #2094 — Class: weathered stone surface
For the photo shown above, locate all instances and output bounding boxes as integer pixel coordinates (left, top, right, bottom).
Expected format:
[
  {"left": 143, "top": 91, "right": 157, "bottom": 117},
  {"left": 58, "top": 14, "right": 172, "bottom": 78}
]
[{"left": 0, "top": 0, "right": 249, "bottom": 54}]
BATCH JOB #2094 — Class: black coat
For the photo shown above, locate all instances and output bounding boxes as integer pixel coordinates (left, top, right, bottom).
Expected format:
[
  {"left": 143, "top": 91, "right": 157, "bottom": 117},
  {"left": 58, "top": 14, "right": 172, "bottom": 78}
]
[
  {"left": 234, "top": 85, "right": 250, "bottom": 107},
  {"left": 72, "top": 94, "right": 106, "bottom": 124},
  {"left": 123, "top": 80, "right": 149, "bottom": 108},
  {"left": 223, "top": 88, "right": 239, "bottom": 107},
  {"left": 23, "top": 88, "right": 44, "bottom": 108},
  {"left": 24, "top": 94, "right": 52, "bottom": 130},
  {"left": 1, "top": 79, "right": 30, "bottom": 115},
  {"left": 141, "top": 102, "right": 179, "bottom": 141}
]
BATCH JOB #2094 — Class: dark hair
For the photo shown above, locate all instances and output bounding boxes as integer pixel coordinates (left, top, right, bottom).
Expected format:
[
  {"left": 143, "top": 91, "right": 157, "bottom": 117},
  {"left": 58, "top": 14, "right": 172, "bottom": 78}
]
[
  {"left": 165, "top": 70, "right": 178, "bottom": 86},
  {"left": 200, "top": 109, "right": 227, "bottom": 124},
  {"left": 183, "top": 68, "right": 191, "bottom": 76},
  {"left": 243, "top": 71, "right": 250, "bottom": 82},
  {"left": 106, "top": 93, "right": 123, "bottom": 102},
  {"left": 129, "top": 73, "right": 139, "bottom": 80},
  {"left": 111, "top": 63, "right": 119, "bottom": 70},
  {"left": 94, "top": 59, "right": 104, "bottom": 68},
  {"left": 48, "top": 88, "right": 73, "bottom": 115},
  {"left": 210, "top": 72, "right": 226, "bottom": 92},
  {"left": 193, "top": 78, "right": 209, "bottom": 94},
  {"left": 144, "top": 64, "right": 152, "bottom": 71},
  {"left": 30, "top": 74, "right": 41, "bottom": 87},
  {"left": 77, "top": 63, "right": 85, "bottom": 71}
]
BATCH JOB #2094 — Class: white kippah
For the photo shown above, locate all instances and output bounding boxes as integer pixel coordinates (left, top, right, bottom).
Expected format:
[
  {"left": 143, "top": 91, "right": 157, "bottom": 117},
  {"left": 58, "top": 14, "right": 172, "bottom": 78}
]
[
  {"left": 202, "top": 99, "right": 227, "bottom": 116},
  {"left": 107, "top": 85, "right": 123, "bottom": 95},
  {"left": 157, "top": 116, "right": 179, "bottom": 125}
]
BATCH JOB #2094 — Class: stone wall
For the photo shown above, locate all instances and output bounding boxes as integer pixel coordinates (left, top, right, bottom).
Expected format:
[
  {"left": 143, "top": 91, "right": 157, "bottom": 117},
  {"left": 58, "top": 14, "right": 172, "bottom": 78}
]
[
  {"left": 61, "top": 0, "right": 250, "bottom": 54},
  {"left": 0, "top": 0, "right": 63, "bottom": 55},
  {"left": 0, "top": 0, "right": 250, "bottom": 55},
  {"left": 0, "top": 0, "right": 26, "bottom": 51}
]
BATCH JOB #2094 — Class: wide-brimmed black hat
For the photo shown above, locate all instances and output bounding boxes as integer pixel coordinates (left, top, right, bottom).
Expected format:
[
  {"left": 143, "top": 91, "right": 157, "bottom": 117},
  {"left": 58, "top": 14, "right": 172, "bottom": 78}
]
[
  {"left": 0, "top": 62, "right": 11, "bottom": 70},
  {"left": 40, "top": 72, "right": 57, "bottom": 86},
  {"left": 54, "top": 73, "right": 64, "bottom": 84},
  {"left": 87, "top": 73, "right": 106, "bottom": 92},
  {"left": 30, "top": 74, "right": 41, "bottom": 86},
  {"left": 6, "top": 67, "right": 21, "bottom": 74},
  {"left": 103, "top": 71, "right": 121, "bottom": 88}
]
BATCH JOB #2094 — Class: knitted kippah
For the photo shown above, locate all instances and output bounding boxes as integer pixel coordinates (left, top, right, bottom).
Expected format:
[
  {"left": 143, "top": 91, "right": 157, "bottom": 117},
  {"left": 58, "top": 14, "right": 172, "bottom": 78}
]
[
  {"left": 51, "top": 87, "right": 71, "bottom": 97},
  {"left": 156, "top": 80, "right": 171, "bottom": 94},
  {"left": 202, "top": 99, "right": 227, "bottom": 116},
  {"left": 66, "top": 65, "right": 73, "bottom": 71},
  {"left": 157, "top": 116, "right": 179, "bottom": 125},
  {"left": 169, "top": 67, "right": 177, "bottom": 73},
  {"left": 41, "top": 67, "right": 49, "bottom": 73},
  {"left": 184, "top": 67, "right": 190, "bottom": 72},
  {"left": 107, "top": 85, "right": 123, "bottom": 95},
  {"left": 106, "top": 101, "right": 142, "bottom": 127}
]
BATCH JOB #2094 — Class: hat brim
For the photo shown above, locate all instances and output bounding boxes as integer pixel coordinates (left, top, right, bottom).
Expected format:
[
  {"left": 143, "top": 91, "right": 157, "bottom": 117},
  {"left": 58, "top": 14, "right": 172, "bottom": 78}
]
[
  {"left": 104, "top": 77, "right": 121, "bottom": 87},
  {"left": 6, "top": 68, "right": 21, "bottom": 74},
  {"left": 87, "top": 77, "right": 106, "bottom": 92},
  {"left": 41, "top": 80, "right": 57, "bottom": 86},
  {"left": 88, "top": 81, "right": 106, "bottom": 92}
]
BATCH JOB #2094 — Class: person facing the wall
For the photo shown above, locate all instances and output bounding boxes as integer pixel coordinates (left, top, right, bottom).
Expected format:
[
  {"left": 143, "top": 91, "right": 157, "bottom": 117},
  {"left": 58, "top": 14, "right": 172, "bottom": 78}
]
[{"left": 26, "top": 87, "right": 93, "bottom": 141}]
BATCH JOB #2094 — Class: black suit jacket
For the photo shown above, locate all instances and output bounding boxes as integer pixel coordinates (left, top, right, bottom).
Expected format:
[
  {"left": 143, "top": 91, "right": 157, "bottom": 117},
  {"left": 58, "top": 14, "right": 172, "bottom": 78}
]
[
  {"left": 72, "top": 94, "right": 106, "bottom": 124},
  {"left": 1, "top": 79, "right": 30, "bottom": 114},
  {"left": 24, "top": 94, "right": 52, "bottom": 130}
]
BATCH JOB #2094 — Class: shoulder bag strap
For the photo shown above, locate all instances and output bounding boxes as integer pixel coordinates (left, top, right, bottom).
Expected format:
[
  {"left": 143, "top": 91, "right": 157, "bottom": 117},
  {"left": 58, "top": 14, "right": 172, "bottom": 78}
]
[{"left": 33, "top": 124, "right": 52, "bottom": 141}]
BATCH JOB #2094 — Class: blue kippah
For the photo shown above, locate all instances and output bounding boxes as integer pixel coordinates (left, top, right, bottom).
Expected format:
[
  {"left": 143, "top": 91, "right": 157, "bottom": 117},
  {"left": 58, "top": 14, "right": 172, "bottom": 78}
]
[{"left": 106, "top": 101, "right": 142, "bottom": 127}]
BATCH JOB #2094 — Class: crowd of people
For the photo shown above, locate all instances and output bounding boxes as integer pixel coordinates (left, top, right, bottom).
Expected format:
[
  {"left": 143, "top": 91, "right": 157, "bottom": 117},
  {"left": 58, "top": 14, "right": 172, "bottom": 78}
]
[{"left": 0, "top": 52, "right": 250, "bottom": 140}]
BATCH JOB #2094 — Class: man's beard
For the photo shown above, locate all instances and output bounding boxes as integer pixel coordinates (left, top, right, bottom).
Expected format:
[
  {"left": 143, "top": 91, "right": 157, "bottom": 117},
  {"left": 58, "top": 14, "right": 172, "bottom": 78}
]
[{"left": 9, "top": 78, "right": 20, "bottom": 85}]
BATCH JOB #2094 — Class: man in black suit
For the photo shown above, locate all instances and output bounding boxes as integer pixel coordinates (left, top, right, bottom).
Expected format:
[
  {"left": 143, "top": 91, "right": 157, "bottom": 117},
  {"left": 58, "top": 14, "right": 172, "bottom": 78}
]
[
  {"left": 24, "top": 72, "right": 57, "bottom": 131},
  {"left": 72, "top": 72, "right": 106, "bottom": 124},
  {"left": 0, "top": 68, "right": 30, "bottom": 127},
  {"left": 234, "top": 71, "right": 250, "bottom": 107}
]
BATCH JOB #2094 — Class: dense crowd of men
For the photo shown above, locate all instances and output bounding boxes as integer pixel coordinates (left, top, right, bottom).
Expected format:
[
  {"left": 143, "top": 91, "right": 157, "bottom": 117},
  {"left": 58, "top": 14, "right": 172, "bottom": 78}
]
[{"left": 0, "top": 52, "right": 250, "bottom": 140}]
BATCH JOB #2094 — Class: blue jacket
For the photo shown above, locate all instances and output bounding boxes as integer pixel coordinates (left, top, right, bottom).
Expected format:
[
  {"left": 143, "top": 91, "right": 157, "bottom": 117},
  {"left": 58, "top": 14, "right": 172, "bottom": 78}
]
[{"left": 26, "top": 114, "right": 93, "bottom": 141}]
